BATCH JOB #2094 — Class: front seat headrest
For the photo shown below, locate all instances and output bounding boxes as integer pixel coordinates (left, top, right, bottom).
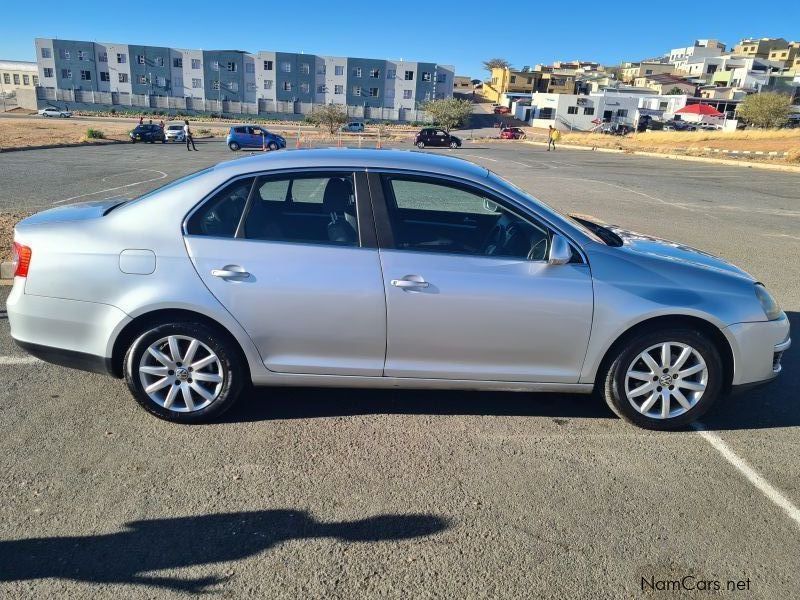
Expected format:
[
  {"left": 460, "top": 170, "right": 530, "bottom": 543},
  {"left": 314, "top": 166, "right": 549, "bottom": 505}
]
[{"left": 322, "top": 178, "right": 352, "bottom": 214}]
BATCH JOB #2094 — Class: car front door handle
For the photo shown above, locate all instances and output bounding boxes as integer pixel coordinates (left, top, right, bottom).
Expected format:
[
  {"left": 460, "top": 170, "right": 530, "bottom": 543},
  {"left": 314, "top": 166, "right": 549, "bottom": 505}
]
[
  {"left": 391, "top": 276, "right": 429, "bottom": 289},
  {"left": 211, "top": 266, "right": 250, "bottom": 279}
]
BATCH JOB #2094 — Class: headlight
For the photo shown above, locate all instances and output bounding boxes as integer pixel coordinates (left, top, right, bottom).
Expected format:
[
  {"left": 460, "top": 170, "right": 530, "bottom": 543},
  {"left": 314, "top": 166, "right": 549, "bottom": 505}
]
[{"left": 754, "top": 283, "right": 782, "bottom": 320}]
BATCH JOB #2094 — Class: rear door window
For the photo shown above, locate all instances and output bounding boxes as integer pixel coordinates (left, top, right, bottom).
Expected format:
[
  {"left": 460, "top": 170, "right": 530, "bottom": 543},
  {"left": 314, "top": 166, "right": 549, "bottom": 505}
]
[{"left": 186, "top": 177, "right": 254, "bottom": 237}]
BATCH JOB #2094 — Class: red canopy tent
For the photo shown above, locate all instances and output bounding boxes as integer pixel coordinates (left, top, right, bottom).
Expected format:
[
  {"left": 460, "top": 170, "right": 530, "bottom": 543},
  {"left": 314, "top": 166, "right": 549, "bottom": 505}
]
[{"left": 675, "top": 104, "right": 723, "bottom": 117}]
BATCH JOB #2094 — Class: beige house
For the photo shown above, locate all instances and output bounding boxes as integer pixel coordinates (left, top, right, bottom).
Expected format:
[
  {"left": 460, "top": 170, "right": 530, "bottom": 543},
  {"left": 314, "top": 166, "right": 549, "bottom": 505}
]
[
  {"left": 633, "top": 73, "right": 696, "bottom": 95},
  {"left": 768, "top": 42, "right": 800, "bottom": 70},
  {"left": 733, "top": 38, "right": 788, "bottom": 59},
  {"left": 620, "top": 62, "right": 674, "bottom": 83},
  {"left": 0, "top": 60, "right": 39, "bottom": 95}
]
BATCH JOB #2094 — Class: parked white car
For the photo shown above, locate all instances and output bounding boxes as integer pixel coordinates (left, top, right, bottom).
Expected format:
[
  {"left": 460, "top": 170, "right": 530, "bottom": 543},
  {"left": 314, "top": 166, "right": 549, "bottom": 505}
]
[
  {"left": 38, "top": 107, "right": 72, "bottom": 118},
  {"left": 164, "top": 124, "right": 186, "bottom": 142}
]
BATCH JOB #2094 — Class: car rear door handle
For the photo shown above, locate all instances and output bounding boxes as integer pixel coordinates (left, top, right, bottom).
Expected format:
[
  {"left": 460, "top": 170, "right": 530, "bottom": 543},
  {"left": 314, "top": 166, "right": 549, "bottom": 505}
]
[
  {"left": 211, "top": 266, "right": 250, "bottom": 279},
  {"left": 391, "top": 275, "right": 429, "bottom": 289}
]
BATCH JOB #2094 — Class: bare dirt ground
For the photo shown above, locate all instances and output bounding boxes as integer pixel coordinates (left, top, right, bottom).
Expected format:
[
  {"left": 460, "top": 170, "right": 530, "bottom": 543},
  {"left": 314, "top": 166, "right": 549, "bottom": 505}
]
[{"left": 0, "top": 212, "right": 30, "bottom": 262}]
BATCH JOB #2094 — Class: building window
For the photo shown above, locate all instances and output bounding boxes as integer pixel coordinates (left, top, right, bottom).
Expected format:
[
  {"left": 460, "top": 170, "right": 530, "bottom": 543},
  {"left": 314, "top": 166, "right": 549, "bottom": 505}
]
[
  {"left": 567, "top": 106, "right": 578, "bottom": 114},
  {"left": 156, "top": 76, "right": 166, "bottom": 87},
  {"left": 80, "top": 70, "right": 91, "bottom": 81},
  {"left": 13, "top": 74, "right": 20, "bottom": 85},
  {"left": 403, "top": 89, "right": 412, "bottom": 99},
  {"left": 424, "top": 91, "right": 431, "bottom": 101},
  {"left": 43, "top": 67, "right": 54, "bottom": 78},
  {"left": 137, "top": 55, "right": 145, "bottom": 65},
  {"left": 77, "top": 50, "right": 86, "bottom": 61},
  {"left": 2, "top": 74, "right": 9, "bottom": 84},
  {"left": 33, "top": 76, "right": 38, "bottom": 85},
  {"left": 353, "top": 85, "right": 362, "bottom": 96},
  {"left": 61, "top": 69, "right": 72, "bottom": 79},
  {"left": 247, "top": 82, "right": 257, "bottom": 91},
  {"left": 617, "top": 109, "right": 628, "bottom": 117},
  {"left": 659, "top": 101, "right": 668, "bottom": 110},
  {"left": 335, "top": 65, "right": 344, "bottom": 76},
  {"left": 263, "top": 60, "right": 273, "bottom": 70},
  {"left": 192, "top": 58, "right": 201, "bottom": 69},
  {"left": 155, "top": 56, "right": 164, "bottom": 67},
  {"left": 117, "top": 53, "right": 126, "bottom": 64},
  {"left": 539, "top": 108, "right": 554, "bottom": 119},
  {"left": 173, "top": 57, "right": 183, "bottom": 68},
  {"left": 422, "top": 72, "right": 431, "bottom": 81},
  {"left": 138, "top": 75, "right": 147, "bottom": 84},
  {"left": 369, "top": 87, "right": 379, "bottom": 97},
  {"left": 246, "top": 62, "right": 255, "bottom": 73},
  {"left": 283, "top": 81, "right": 292, "bottom": 91},
  {"left": 583, "top": 107, "right": 594, "bottom": 115},
  {"left": 41, "top": 47, "right": 51, "bottom": 58},
  {"left": 317, "top": 84, "right": 326, "bottom": 93},
  {"left": 58, "top": 49, "right": 69, "bottom": 60},
  {"left": 227, "top": 62, "right": 237, "bottom": 72},
  {"left": 100, "top": 71, "right": 110, "bottom": 82},
  {"left": 436, "top": 73, "right": 446, "bottom": 83},
  {"left": 334, "top": 84, "right": 343, "bottom": 94},
  {"left": 404, "top": 70, "right": 414, "bottom": 80},
  {"left": 212, "top": 80, "right": 220, "bottom": 90},
  {"left": 353, "top": 67, "right": 362, "bottom": 77},
  {"left": 300, "top": 82, "right": 309, "bottom": 93},
  {"left": 119, "top": 73, "right": 128, "bottom": 83},
  {"left": 192, "top": 78, "right": 202, "bottom": 88},
  {"left": 370, "top": 68, "right": 380, "bottom": 78},
  {"left": 227, "top": 81, "right": 238, "bottom": 91},
  {"left": 317, "top": 64, "right": 326, "bottom": 74},
  {"left": 300, "top": 63, "right": 310, "bottom": 74},
  {"left": 98, "top": 51, "right": 107, "bottom": 63},
  {"left": 510, "top": 75, "right": 516, "bottom": 83},
  {"left": 387, "top": 69, "right": 396, "bottom": 79},
  {"left": 211, "top": 61, "right": 219, "bottom": 71},
  {"left": 280, "top": 61, "right": 291, "bottom": 73},
  {"left": 263, "top": 80, "right": 273, "bottom": 90}
]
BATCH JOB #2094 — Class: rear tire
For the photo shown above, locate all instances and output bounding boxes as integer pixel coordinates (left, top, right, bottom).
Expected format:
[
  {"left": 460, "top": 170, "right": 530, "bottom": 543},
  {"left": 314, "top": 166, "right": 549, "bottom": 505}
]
[
  {"left": 228, "top": 142, "right": 240, "bottom": 151},
  {"left": 600, "top": 328, "right": 724, "bottom": 430},
  {"left": 416, "top": 141, "right": 425, "bottom": 149},
  {"left": 124, "top": 322, "right": 245, "bottom": 423}
]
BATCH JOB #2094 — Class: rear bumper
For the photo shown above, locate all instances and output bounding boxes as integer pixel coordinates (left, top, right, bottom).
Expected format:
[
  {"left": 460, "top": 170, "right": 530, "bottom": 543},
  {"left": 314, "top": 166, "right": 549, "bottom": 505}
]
[
  {"left": 13, "top": 338, "right": 114, "bottom": 375},
  {"left": 725, "top": 314, "right": 791, "bottom": 386}
]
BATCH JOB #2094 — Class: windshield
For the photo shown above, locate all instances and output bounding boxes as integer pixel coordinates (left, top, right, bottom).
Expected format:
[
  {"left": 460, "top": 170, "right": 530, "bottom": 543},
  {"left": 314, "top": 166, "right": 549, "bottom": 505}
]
[{"left": 487, "top": 171, "right": 608, "bottom": 245}]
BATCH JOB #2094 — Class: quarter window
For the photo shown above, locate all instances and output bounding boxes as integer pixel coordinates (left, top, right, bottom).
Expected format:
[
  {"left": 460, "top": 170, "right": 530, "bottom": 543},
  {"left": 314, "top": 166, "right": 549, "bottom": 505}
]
[
  {"left": 187, "top": 178, "right": 255, "bottom": 238},
  {"left": 381, "top": 176, "right": 551, "bottom": 260}
]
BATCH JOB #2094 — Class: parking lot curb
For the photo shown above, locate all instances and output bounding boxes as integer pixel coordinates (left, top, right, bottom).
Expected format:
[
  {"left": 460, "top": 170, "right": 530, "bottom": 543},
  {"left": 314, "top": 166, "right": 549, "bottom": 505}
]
[
  {"left": 521, "top": 140, "right": 800, "bottom": 173},
  {"left": 0, "top": 140, "right": 128, "bottom": 154}
]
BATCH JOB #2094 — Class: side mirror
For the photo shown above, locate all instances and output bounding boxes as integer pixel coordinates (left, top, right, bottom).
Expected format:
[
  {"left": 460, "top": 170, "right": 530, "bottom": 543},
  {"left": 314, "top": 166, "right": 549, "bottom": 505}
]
[{"left": 548, "top": 234, "right": 573, "bottom": 265}]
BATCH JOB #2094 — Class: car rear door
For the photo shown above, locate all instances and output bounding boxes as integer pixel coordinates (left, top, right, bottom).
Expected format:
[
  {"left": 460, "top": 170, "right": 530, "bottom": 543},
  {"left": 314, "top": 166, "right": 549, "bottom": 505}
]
[
  {"left": 184, "top": 169, "right": 387, "bottom": 376},
  {"left": 370, "top": 172, "right": 594, "bottom": 383}
]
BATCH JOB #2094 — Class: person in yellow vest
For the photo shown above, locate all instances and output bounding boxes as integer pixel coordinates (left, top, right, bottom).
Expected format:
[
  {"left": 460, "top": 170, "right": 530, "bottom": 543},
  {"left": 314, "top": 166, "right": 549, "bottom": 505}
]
[{"left": 547, "top": 125, "right": 560, "bottom": 151}]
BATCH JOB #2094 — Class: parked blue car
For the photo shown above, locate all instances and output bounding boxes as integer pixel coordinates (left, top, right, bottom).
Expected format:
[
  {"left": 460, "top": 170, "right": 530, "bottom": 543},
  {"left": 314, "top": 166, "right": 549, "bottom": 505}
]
[{"left": 227, "top": 125, "right": 286, "bottom": 151}]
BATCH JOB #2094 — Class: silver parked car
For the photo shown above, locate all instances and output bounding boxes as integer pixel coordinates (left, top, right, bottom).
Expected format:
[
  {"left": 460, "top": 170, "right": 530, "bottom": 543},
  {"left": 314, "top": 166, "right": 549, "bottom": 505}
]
[{"left": 7, "top": 150, "right": 790, "bottom": 429}]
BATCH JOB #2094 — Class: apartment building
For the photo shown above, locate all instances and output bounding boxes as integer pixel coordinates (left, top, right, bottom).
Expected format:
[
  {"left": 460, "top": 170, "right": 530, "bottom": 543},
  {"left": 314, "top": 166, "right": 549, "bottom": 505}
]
[
  {"left": 33, "top": 38, "right": 454, "bottom": 119},
  {"left": 633, "top": 73, "right": 697, "bottom": 95},
  {"left": 620, "top": 62, "right": 675, "bottom": 83},
  {"left": 732, "top": 37, "right": 788, "bottom": 59},
  {"left": 668, "top": 40, "right": 726, "bottom": 64},
  {"left": 0, "top": 60, "right": 39, "bottom": 93},
  {"left": 767, "top": 42, "right": 800, "bottom": 70}
]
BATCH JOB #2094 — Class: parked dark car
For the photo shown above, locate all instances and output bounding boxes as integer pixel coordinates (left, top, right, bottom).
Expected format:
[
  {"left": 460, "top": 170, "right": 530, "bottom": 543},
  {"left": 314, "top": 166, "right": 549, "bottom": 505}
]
[
  {"left": 415, "top": 128, "right": 462, "bottom": 149},
  {"left": 599, "top": 122, "right": 632, "bottom": 136},
  {"left": 663, "top": 120, "right": 696, "bottom": 132},
  {"left": 129, "top": 124, "right": 165, "bottom": 143},
  {"left": 493, "top": 106, "right": 511, "bottom": 114}
]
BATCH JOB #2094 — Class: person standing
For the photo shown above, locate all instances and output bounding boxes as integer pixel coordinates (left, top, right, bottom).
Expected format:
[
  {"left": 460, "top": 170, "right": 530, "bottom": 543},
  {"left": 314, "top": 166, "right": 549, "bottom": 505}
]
[
  {"left": 139, "top": 116, "right": 144, "bottom": 126},
  {"left": 184, "top": 119, "right": 197, "bottom": 151},
  {"left": 547, "top": 125, "right": 557, "bottom": 151}
]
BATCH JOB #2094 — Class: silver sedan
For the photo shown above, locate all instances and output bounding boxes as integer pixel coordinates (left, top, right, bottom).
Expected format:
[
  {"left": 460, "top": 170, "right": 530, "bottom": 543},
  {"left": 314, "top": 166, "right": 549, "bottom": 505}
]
[{"left": 6, "top": 149, "right": 790, "bottom": 429}]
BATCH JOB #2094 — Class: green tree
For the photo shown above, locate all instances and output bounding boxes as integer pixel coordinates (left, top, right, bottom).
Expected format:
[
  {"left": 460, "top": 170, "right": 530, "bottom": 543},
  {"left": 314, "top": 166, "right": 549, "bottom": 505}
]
[
  {"left": 422, "top": 98, "right": 474, "bottom": 132},
  {"left": 306, "top": 103, "right": 349, "bottom": 134},
  {"left": 666, "top": 86, "right": 685, "bottom": 95},
  {"left": 737, "top": 92, "right": 792, "bottom": 128}
]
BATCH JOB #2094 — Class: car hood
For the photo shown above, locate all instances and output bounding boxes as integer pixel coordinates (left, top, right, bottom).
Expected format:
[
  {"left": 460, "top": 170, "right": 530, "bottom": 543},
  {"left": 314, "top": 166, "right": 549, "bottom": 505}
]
[
  {"left": 574, "top": 214, "right": 754, "bottom": 281},
  {"left": 17, "top": 198, "right": 129, "bottom": 227}
]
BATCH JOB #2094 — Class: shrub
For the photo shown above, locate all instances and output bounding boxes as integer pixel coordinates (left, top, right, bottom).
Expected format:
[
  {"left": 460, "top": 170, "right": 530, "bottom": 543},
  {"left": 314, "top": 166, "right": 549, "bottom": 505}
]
[
  {"left": 787, "top": 147, "right": 800, "bottom": 163},
  {"left": 86, "top": 128, "right": 105, "bottom": 139}
]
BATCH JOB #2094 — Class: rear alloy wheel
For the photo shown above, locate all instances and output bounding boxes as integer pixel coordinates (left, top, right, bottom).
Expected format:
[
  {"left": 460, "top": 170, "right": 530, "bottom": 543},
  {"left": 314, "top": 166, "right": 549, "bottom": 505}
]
[
  {"left": 601, "top": 329, "right": 723, "bottom": 430},
  {"left": 268, "top": 141, "right": 278, "bottom": 151},
  {"left": 449, "top": 140, "right": 458, "bottom": 149},
  {"left": 124, "top": 322, "right": 244, "bottom": 423},
  {"left": 228, "top": 141, "right": 240, "bottom": 151},
  {"left": 416, "top": 141, "right": 425, "bottom": 149}
]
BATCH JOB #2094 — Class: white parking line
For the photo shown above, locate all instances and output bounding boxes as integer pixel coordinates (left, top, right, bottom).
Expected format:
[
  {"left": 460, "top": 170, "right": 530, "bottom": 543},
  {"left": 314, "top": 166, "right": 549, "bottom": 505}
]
[
  {"left": 52, "top": 170, "right": 167, "bottom": 205},
  {"left": 0, "top": 356, "right": 41, "bottom": 365},
  {"left": 693, "top": 422, "right": 800, "bottom": 530}
]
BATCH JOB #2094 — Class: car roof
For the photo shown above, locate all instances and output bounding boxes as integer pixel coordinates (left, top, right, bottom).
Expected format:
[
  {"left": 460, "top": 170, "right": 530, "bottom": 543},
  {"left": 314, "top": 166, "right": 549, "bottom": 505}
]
[{"left": 213, "top": 148, "right": 489, "bottom": 181}]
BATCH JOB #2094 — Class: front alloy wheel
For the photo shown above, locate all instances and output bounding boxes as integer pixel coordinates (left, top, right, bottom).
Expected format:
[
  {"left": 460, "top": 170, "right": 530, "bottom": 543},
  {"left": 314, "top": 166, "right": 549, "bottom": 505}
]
[
  {"left": 124, "top": 322, "right": 244, "bottom": 422},
  {"left": 601, "top": 329, "right": 723, "bottom": 430}
]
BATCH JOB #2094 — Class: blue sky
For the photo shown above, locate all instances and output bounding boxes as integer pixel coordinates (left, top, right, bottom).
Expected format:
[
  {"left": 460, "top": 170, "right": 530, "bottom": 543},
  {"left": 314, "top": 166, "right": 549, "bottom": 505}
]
[{"left": 1, "top": 0, "right": 797, "bottom": 77}]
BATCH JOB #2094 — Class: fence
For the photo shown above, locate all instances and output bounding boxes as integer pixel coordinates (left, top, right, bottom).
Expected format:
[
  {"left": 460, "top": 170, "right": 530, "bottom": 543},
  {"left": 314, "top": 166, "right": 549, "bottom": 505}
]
[{"left": 36, "top": 87, "right": 429, "bottom": 122}]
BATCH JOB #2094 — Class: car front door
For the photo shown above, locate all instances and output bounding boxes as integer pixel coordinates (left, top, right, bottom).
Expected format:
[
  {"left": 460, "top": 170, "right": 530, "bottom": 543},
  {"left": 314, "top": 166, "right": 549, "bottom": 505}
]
[
  {"left": 371, "top": 173, "right": 594, "bottom": 383},
  {"left": 184, "top": 170, "right": 387, "bottom": 376},
  {"left": 434, "top": 130, "right": 448, "bottom": 146}
]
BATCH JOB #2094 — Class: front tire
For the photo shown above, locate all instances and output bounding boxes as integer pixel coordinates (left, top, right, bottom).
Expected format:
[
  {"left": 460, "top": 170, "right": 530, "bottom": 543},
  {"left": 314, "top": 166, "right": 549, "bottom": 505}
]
[
  {"left": 449, "top": 141, "right": 458, "bottom": 149},
  {"left": 268, "top": 141, "right": 278, "bottom": 151},
  {"left": 228, "top": 141, "right": 240, "bottom": 151},
  {"left": 600, "top": 328, "right": 723, "bottom": 430},
  {"left": 124, "top": 322, "right": 245, "bottom": 423}
]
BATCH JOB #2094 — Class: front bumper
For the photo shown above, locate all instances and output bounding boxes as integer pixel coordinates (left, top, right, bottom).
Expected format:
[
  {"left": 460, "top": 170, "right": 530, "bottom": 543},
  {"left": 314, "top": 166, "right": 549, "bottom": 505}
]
[{"left": 724, "top": 314, "right": 791, "bottom": 386}]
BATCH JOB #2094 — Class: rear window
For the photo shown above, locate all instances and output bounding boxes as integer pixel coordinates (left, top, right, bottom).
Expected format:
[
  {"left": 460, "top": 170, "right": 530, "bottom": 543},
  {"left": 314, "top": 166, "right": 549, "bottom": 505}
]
[{"left": 168, "top": 125, "right": 182, "bottom": 130}]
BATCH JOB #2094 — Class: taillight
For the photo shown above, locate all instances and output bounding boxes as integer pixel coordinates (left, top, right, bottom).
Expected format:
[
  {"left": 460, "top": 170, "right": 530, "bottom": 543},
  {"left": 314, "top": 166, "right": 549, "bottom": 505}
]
[{"left": 11, "top": 242, "right": 32, "bottom": 277}]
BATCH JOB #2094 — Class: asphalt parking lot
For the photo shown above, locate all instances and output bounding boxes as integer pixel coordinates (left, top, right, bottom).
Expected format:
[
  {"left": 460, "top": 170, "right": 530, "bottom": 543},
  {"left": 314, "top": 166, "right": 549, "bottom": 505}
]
[{"left": 1, "top": 139, "right": 799, "bottom": 598}]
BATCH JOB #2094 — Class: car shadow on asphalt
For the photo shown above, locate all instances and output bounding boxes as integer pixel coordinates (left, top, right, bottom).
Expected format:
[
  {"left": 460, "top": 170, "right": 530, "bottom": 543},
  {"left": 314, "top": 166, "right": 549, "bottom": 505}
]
[{"left": 0, "top": 510, "right": 448, "bottom": 593}]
